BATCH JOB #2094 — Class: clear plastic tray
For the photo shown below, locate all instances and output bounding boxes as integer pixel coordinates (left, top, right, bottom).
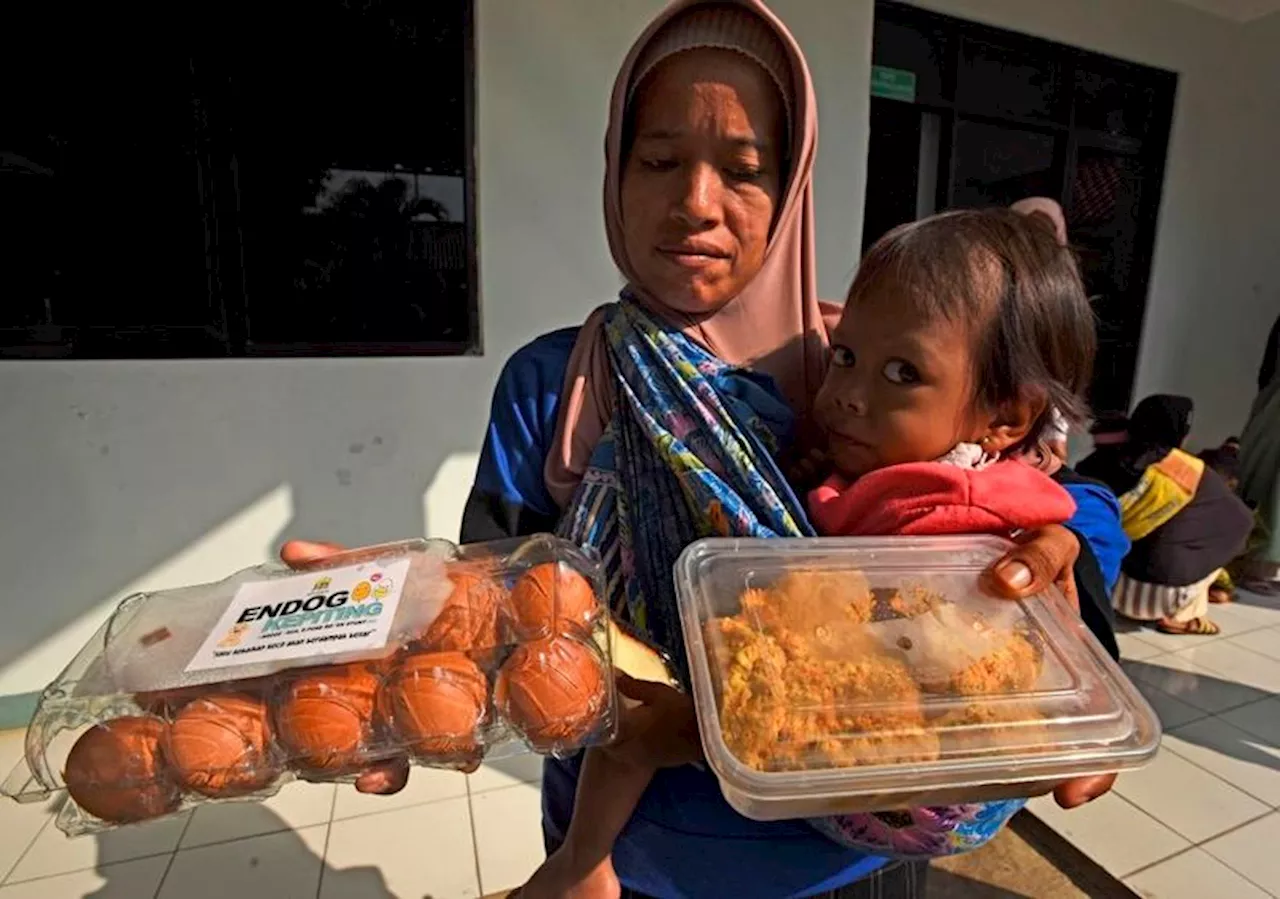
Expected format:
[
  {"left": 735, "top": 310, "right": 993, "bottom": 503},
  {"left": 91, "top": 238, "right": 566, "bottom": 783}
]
[
  {"left": 675, "top": 535, "right": 1160, "bottom": 821},
  {"left": 3, "top": 535, "right": 619, "bottom": 835}
]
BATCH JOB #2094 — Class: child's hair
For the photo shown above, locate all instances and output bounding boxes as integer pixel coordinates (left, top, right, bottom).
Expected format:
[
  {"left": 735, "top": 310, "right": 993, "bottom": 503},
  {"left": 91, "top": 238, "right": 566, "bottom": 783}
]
[{"left": 849, "top": 208, "right": 1096, "bottom": 447}]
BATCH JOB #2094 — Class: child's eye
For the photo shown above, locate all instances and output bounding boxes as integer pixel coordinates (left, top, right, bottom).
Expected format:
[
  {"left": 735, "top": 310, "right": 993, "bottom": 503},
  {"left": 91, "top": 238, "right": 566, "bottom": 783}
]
[
  {"left": 831, "top": 345, "right": 855, "bottom": 368},
  {"left": 883, "top": 359, "right": 921, "bottom": 385}
]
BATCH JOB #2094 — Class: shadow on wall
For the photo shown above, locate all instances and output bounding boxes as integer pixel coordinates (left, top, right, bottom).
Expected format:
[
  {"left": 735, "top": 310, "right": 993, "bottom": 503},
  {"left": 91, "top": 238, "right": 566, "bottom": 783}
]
[{"left": 0, "top": 357, "right": 493, "bottom": 695}]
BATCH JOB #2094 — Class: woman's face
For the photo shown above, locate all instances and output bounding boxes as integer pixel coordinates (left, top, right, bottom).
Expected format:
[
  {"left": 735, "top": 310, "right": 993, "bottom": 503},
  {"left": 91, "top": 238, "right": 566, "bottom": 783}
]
[{"left": 621, "top": 48, "right": 785, "bottom": 314}]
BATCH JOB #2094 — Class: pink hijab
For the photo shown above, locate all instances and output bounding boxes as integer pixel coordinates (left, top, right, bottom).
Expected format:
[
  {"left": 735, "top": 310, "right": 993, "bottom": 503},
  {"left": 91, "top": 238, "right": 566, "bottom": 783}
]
[{"left": 543, "top": 0, "right": 832, "bottom": 509}]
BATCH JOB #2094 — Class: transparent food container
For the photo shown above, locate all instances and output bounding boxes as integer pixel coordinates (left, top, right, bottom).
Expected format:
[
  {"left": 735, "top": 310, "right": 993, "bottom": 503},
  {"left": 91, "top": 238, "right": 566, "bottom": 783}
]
[
  {"left": 675, "top": 535, "right": 1160, "bottom": 821},
  {"left": 3, "top": 535, "right": 618, "bottom": 836}
]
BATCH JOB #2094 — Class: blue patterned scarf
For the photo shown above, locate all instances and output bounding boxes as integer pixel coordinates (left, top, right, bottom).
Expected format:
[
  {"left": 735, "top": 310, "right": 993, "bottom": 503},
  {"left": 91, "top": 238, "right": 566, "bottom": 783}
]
[{"left": 557, "top": 298, "right": 809, "bottom": 681}]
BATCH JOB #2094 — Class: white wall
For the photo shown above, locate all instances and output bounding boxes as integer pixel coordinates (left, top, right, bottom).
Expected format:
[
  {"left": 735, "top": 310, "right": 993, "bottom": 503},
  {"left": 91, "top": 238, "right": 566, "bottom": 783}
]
[
  {"left": 4, "top": 0, "right": 1276, "bottom": 705},
  {"left": 904, "top": 0, "right": 1280, "bottom": 446},
  {"left": 0, "top": 0, "right": 872, "bottom": 703}
]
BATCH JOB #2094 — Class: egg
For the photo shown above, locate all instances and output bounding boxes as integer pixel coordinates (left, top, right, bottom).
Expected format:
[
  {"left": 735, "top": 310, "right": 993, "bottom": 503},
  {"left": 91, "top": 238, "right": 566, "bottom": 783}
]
[
  {"left": 419, "top": 563, "right": 504, "bottom": 653},
  {"left": 273, "top": 664, "right": 380, "bottom": 776},
  {"left": 495, "top": 635, "right": 607, "bottom": 753},
  {"left": 506, "top": 563, "right": 598, "bottom": 640},
  {"left": 167, "top": 692, "right": 279, "bottom": 797},
  {"left": 380, "top": 651, "right": 488, "bottom": 765},
  {"left": 64, "top": 716, "right": 181, "bottom": 824}
]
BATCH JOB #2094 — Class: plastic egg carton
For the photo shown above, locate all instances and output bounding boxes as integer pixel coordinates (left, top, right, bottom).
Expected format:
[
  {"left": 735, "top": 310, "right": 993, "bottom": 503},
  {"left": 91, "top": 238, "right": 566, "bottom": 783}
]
[{"left": 1, "top": 535, "right": 620, "bottom": 836}]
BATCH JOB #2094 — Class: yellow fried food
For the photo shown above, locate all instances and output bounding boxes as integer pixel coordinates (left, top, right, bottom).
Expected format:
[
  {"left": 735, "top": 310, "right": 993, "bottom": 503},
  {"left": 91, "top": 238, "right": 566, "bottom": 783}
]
[
  {"left": 945, "top": 631, "right": 1042, "bottom": 696},
  {"left": 711, "top": 571, "right": 1046, "bottom": 772}
]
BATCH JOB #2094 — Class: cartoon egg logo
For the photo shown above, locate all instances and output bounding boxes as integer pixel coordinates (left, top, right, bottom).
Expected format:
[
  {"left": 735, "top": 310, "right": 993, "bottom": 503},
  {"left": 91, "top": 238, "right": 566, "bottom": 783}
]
[
  {"left": 373, "top": 579, "right": 392, "bottom": 600},
  {"left": 352, "top": 581, "right": 372, "bottom": 603}
]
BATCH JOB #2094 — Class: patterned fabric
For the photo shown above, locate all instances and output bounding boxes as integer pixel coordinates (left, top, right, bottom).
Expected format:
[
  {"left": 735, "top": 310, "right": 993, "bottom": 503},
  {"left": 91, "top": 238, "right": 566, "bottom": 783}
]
[
  {"left": 556, "top": 298, "right": 808, "bottom": 680},
  {"left": 556, "top": 299, "right": 1021, "bottom": 862},
  {"left": 1112, "top": 569, "right": 1219, "bottom": 622}
]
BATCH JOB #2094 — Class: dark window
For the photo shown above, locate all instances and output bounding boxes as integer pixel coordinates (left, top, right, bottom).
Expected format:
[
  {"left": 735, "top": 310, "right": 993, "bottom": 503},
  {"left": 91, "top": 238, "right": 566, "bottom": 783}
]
[
  {"left": 950, "top": 120, "right": 1061, "bottom": 209},
  {"left": 864, "top": 1, "right": 1177, "bottom": 416},
  {"left": 1, "top": 1, "right": 478, "bottom": 359}
]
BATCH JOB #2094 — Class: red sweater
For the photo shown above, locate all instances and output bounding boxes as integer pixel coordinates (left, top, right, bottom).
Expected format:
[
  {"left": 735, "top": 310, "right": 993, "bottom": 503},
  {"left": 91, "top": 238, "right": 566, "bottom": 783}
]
[{"left": 808, "top": 459, "right": 1076, "bottom": 537}]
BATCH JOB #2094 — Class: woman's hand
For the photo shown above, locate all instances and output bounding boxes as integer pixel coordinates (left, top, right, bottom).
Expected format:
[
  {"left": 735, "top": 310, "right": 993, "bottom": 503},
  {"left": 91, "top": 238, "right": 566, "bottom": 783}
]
[
  {"left": 603, "top": 674, "right": 702, "bottom": 769},
  {"left": 982, "top": 524, "right": 1080, "bottom": 611},
  {"left": 981, "top": 525, "right": 1115, "bottom": 807},
  {"left": 279, "top": 540, "right": 410, "bottom": 796}
]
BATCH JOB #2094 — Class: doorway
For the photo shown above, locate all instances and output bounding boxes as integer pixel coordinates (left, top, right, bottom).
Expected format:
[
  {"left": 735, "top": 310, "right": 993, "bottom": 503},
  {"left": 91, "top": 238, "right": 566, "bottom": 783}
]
[{"left": 863, "top": 1, "right": 1177, "bottom": 416}]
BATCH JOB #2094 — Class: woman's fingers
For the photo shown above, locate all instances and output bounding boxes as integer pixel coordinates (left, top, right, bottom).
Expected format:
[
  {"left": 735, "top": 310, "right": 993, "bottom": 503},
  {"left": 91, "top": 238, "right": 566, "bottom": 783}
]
[
  {"left": 354, "top": 757, "right": 410, "bottom": 795},
  {"left": 985, "top": 525, "right": 1080, "bottom": 611},
  {"left": 280, "top": 540, "right": 347, "bottom": 569},
  {"left": 1053, "top": 773, "right": 1116, "bottom": 809},
  {"left": 615, "top": 673, "right": 677, "bottom": 705}
]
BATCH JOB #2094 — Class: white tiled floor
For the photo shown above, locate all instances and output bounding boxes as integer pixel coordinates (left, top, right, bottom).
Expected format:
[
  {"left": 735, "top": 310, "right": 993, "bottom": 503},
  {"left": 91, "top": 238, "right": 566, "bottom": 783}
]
[
  {"left": 1030, "top": 589, "right": 1280, "bottom": 898},
  {"left": 6, "top": 592, "right": 1280, "bottom": 899},
  {"left": 0, "top": 730, "right": 542, "bottom": 899}
]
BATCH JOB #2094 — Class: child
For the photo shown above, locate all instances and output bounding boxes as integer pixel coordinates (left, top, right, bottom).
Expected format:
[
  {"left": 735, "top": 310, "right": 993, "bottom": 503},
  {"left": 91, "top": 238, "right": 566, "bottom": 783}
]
[{"left": 517, "top": 208, "right": 1095, "bottom": 896}]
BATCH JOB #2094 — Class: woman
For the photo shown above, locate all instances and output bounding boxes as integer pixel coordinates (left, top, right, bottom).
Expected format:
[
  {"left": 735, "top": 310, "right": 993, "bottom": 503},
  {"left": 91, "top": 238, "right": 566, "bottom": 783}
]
[
  {"left": 287, "top": 2, "right": 1112, "bottom": 896},
  {"left": 1238, "top": 316, "right": 1280, "bottom": 593},
  {"left": 1079, "top": 395, "right": 1253, "bottom": 635}
]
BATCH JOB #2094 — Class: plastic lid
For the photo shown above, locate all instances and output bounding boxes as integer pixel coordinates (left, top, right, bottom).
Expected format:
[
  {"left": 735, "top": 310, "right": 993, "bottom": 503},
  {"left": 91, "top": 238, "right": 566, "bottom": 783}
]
[{"left": 675, "top": 536, "right": 1159, "bottom": 817}]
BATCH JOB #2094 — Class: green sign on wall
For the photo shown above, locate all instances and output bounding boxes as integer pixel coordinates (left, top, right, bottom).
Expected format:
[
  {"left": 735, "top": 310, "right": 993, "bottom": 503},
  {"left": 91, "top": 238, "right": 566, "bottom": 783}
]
[{"left": 870, "top": 65, "right": 917, "bottom": 103}]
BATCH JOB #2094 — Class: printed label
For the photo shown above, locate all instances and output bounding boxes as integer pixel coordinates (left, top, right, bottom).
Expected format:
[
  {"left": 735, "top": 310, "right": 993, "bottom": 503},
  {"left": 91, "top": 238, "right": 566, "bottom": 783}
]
[{"left": 185, "top": 557, "right": 411, "bottom": 673}]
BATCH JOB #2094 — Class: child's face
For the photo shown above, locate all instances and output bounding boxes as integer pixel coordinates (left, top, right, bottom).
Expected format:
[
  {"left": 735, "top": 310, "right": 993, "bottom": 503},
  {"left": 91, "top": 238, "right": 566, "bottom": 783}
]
[{"left": 814, "top": 286, "right": 988, "bottom": 479}]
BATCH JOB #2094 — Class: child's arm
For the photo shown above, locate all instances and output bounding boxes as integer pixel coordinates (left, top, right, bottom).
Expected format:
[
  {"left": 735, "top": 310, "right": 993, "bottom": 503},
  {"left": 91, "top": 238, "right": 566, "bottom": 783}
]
[{"left": 517, "top": 747, "right": 654, "bottom": 899}]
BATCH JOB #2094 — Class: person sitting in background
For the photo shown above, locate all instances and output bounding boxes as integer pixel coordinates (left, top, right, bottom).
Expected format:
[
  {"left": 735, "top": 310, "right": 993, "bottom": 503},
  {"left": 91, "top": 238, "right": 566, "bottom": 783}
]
[
  {"left": 1078, "top": 395, "right": 1253, "bottom": 635},
  {"left": 1238, "top": 315, "right": 1280, "bottom": 594},
  {"left": 1200, "top": 436, "right": 1243, "bottom": 603}
]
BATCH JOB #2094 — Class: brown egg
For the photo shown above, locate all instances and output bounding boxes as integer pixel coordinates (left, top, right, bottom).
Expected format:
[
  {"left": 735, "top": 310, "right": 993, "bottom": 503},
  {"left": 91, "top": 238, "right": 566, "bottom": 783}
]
[
  {"left": 495, "top": 635, "right": 607, "bottom": 752},
  {"left": 420, "top": 563, "right": 504, "bottom": 653},
  {"left": 507, "top": 563, "right": 598, "bottom": 640},
  {"left": 64, "top": 716, "right": 181, "bottom": 824},
  {"left": 167, "top": 693, "right": 280, "bottom": 797},
  {"left": 274, "top": 664, "right": 380, "bottom": 776},
  {"left": 380, "top": 651, "right": 488, "bottom": 764}
]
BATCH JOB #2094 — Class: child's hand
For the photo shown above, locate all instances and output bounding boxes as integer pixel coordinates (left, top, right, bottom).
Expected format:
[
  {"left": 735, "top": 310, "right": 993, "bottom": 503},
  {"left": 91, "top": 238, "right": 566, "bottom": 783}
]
[{"left": 512, "top": 849, "right": 620, "bottom": 899}]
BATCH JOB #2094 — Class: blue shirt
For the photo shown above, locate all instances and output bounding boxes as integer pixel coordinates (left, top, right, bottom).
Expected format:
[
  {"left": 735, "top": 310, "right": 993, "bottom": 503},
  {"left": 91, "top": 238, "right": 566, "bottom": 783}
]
[{"left": 1059, "top": 480, "right": 1128, "bottom": 595}]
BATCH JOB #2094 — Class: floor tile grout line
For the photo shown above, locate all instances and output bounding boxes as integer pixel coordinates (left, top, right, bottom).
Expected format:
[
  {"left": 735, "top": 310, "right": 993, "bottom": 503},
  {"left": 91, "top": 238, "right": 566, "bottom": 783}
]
[
  {"left": 0, "top": 807, "right": 55, "bottom": 885},
  {"left": 2, "top": 847, "right": 178, "bottom": 889},
  {"left": 152, "top": 812, "right": 196, "bottom": 898},
  {"left": 1118, "top": 810, "right": 1277, "bottom": 884},
  {"left": 1196, "top": 824, "right": 1280, "bottom": 899},
  {"left": 1116, "top": 844, "right": 1196, "bottom": 881},
  {"left": 467, "top": 770, "right": 486, "bottom": 896},
  {"left": 314, "top": 783, "right": 340, "bottom": 899},
  {"left": 328, "top": 792, "right": 472, "bottom": 825},
  {"left": 1157, "top": 717, "right": 1280, "bottom": 808}
]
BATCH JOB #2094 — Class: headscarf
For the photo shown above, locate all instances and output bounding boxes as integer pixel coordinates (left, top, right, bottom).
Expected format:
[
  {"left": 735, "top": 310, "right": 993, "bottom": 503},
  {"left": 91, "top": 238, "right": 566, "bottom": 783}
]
[
  {"left": 1079, "top": 395, "right": 1194, "bottom": 496},
  {"left": 545, "top": 0, "right": 830, "bottom": 508}
]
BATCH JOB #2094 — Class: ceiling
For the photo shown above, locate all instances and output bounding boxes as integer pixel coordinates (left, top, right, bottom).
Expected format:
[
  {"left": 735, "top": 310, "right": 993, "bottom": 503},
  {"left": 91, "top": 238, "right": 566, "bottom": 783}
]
[{"left": 1167, "top": 0, "right": 1280, "bottom": 21}]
